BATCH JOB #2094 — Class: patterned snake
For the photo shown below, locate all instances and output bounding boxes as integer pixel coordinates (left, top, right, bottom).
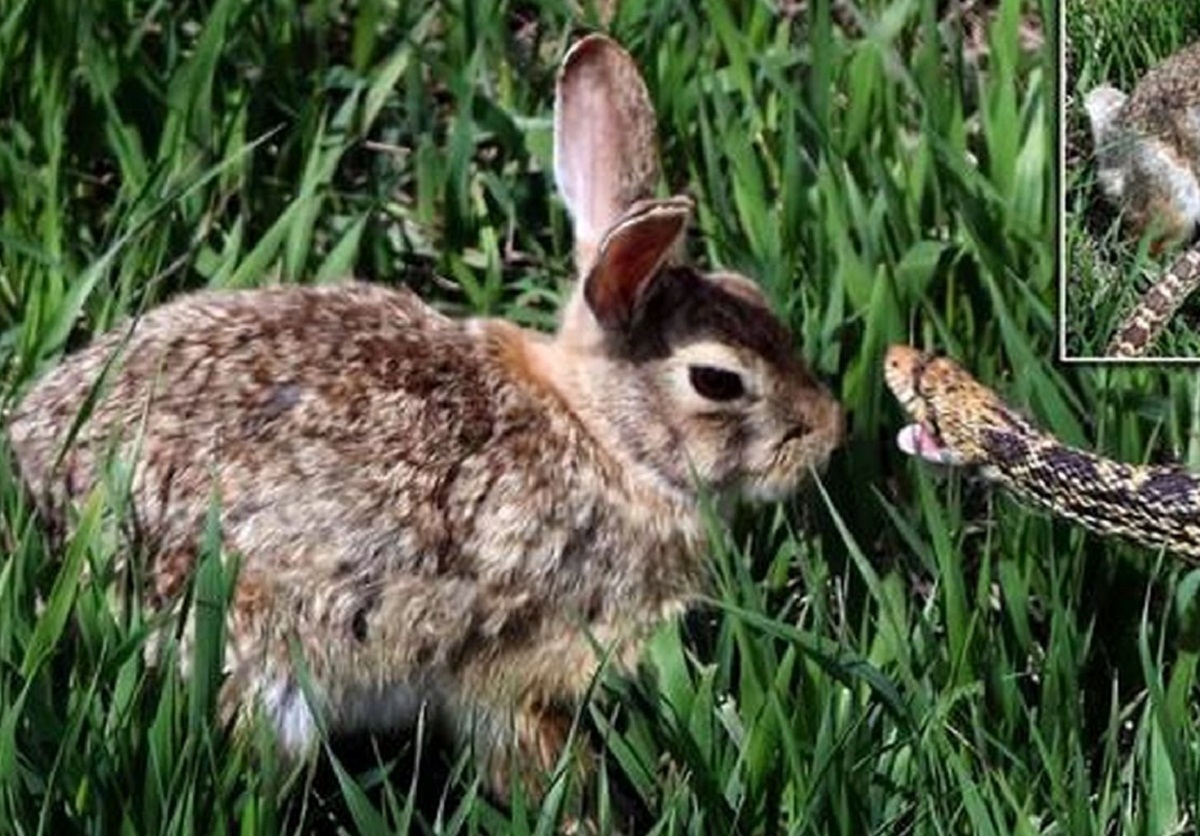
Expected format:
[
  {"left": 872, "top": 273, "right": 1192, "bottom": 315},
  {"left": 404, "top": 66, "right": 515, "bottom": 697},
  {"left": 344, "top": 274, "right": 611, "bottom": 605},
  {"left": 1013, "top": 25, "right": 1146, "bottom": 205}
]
[
  {"left": 884, "top": 345, "right": 1200, "bottom": 560},
  {"left": 1107, "top": 246, "right": 1200, "bottom": 358}
]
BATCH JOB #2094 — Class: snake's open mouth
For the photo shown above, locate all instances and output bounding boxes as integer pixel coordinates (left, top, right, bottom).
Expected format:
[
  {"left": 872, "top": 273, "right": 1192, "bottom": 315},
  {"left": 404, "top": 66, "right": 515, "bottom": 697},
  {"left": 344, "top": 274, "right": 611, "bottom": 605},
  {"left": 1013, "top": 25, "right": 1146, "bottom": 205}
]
[
  {"left": 884, "top": 345, "right": 966, "bottom": 468},
  {"left": 896, "top": 421, "right": 965, "bottom": 466}
]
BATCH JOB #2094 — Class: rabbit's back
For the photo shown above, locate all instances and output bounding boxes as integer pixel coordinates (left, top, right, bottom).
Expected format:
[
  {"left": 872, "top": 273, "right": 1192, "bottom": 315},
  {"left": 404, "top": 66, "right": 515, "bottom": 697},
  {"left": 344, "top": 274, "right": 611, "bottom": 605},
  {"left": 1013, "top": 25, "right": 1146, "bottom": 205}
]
[
  {"left": 14, "top": 285, "right": 483, "bottom": 565},
  {"left": 13, "top": 285, "right": 677, "bottom": 596},
  {"left": 1120, "top": 41, "right": 1200, "bottom": 164}
]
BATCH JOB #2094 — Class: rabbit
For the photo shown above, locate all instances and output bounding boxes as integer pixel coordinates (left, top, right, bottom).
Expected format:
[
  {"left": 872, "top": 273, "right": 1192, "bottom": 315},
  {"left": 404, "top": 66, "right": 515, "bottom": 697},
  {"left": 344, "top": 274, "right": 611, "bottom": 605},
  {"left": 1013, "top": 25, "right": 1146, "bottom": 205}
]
[
  {"left": 6, "top": 33, "right": 843, "bottom": 799},
  {"left": 1083, "top": 39, "right": 1200, "bottom": 250}
]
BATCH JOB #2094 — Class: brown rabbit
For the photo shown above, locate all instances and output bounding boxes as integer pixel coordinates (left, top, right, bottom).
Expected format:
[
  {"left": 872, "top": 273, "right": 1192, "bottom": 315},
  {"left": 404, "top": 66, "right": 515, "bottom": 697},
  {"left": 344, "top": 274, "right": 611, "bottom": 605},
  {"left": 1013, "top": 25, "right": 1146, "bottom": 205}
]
[
  {"left": 7, "top": 34, "right": 843, "bottom": 798},
  {"left": 1081, "top": 40, "right": 1200, "bottom": 357},
  {"left": 1083, "top": 40, "right": 1200, "bottom": 249}
]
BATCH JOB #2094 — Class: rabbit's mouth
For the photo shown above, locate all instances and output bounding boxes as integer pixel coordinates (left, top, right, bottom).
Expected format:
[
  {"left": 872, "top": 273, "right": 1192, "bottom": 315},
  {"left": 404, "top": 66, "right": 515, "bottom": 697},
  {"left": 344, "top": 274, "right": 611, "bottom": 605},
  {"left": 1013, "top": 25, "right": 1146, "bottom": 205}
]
[{"left": 742, "top": 433, "right": 837, "bottom": 502}]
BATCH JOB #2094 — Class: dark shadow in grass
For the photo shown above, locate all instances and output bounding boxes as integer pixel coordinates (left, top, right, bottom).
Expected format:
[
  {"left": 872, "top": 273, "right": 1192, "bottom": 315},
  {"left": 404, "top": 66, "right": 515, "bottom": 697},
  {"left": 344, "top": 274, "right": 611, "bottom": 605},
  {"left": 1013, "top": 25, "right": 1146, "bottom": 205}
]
[
  {"left": 291, "top": 715, "right": 655, "bottom": 833},
  {"left": 294, "top": 728, "right": 458, "bottom": 835}
]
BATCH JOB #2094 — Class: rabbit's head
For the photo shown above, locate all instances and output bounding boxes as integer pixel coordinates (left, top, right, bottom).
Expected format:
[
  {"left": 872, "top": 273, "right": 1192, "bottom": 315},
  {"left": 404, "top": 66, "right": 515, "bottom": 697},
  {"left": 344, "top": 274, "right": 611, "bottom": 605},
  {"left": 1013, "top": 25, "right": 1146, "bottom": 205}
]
[{"left": 541, "top": 34, "right": 843, "bottom": 500}]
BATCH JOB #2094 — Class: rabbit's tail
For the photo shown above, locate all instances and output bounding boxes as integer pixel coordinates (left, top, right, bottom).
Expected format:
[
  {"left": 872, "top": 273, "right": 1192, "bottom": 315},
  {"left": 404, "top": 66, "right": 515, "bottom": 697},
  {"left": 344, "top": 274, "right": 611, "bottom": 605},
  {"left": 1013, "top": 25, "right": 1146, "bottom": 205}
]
[{"left": 1083, "top": 85, "right": 1129, "bottom": 199}]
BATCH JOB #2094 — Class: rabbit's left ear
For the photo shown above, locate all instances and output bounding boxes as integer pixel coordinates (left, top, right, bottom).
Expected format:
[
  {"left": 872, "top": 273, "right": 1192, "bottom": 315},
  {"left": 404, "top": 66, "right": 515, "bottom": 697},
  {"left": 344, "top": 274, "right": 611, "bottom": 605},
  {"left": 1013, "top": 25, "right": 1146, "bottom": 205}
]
[
  {"left": 583, "top": 198, "right": 691, "bottom": 331},
  {"left": 554, "top": 33, "right": 660, "bottom": 277}
]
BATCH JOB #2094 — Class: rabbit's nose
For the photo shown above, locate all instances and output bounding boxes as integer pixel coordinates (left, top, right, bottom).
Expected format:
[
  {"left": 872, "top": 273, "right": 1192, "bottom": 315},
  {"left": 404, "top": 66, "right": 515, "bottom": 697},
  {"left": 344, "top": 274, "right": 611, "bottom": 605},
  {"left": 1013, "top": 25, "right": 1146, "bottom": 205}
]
[
  {"left": 800, "top": 395, "right": 844, "bottom": 449},
  {"left": 785, "top": 394, "right": 844, "bottom": 450}
]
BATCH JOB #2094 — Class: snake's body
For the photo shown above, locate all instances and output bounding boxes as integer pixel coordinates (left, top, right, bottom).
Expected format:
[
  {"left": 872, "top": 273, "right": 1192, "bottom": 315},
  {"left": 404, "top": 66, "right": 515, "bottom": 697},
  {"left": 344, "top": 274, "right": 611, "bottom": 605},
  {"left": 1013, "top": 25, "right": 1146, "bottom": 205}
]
[
  {"left": 885, "top": 345, "right": 1200, "bottom": 560},
  {"left": 1108, "top": 246, "right": 1200, "bottom": 358}
]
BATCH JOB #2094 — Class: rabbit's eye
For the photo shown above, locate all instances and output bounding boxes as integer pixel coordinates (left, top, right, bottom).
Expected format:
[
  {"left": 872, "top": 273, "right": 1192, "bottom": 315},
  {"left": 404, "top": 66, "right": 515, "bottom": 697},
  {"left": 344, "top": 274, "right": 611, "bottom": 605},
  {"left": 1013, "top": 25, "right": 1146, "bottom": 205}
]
[{"left": 688, "top": 365, "right": 745, "bottom": 401}]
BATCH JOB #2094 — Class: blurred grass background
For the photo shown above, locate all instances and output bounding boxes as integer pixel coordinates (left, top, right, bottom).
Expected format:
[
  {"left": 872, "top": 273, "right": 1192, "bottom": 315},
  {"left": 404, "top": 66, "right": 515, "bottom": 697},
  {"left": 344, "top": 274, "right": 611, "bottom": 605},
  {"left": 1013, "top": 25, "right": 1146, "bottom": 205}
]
[
  {"left": 7, "top": 0, "right": 1200, "bottom": 832},
  {"left": 1063, "top": 0, "right": 1200, "bottom": 357}
]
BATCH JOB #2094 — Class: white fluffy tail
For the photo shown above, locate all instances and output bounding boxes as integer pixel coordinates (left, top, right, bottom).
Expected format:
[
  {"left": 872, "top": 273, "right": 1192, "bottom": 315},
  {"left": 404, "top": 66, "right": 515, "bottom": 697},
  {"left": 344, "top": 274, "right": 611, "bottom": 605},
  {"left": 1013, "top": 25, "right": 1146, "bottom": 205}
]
[{"left": 1083, "top": 85, "right": 1129, "bottom": 199}]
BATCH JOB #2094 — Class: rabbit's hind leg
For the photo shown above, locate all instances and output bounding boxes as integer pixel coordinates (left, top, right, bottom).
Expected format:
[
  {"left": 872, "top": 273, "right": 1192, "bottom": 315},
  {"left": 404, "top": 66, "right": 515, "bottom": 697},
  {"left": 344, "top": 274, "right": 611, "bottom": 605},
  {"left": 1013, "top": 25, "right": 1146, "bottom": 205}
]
[
  {"left": 232, "top": 672, "right": 322, "bottom": 756},
  {"left": 216, "top": 570, "right": 329, "bottom": 760}
]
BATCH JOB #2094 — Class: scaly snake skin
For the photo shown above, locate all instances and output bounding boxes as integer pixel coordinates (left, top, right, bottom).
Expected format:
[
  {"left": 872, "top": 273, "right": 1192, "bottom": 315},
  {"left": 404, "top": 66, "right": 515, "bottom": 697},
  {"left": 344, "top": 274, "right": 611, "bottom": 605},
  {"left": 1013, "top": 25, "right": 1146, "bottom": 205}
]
[
  {"left": 1107, "top": 246, "right": 1200, "bottom": 358},
  {"left": 884, "top": 345, "right": 1200, "bottom": 560}
]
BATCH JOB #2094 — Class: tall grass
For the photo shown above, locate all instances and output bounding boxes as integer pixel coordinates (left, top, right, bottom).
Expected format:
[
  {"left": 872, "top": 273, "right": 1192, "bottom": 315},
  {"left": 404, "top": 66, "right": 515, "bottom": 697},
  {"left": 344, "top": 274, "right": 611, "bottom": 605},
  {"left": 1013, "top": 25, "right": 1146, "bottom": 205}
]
[{"left": 6, "top": 0, "right": 1200, "bottom": 832}]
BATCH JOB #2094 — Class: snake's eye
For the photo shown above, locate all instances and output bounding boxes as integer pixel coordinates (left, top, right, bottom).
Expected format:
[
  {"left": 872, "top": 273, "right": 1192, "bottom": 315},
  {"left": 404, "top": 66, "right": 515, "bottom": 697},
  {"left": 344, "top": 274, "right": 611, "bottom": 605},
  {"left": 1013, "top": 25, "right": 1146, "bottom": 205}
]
[
  {"left": 912, "top": 354, "right": 931, "bottom": 397},
  {"left": 688, "top": 365, "right": 746, "bottom": 402}
]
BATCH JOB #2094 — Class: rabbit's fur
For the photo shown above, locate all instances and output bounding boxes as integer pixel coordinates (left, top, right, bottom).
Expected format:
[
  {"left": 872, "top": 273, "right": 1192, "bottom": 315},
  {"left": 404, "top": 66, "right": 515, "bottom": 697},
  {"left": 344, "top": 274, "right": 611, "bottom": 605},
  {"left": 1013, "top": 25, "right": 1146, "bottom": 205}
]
[
  {"left": 8, "top": 34, "right": 843, "bottom": 796},
  {"left": 1084, "top": 40, "right": 1200, "bottom": 247}
]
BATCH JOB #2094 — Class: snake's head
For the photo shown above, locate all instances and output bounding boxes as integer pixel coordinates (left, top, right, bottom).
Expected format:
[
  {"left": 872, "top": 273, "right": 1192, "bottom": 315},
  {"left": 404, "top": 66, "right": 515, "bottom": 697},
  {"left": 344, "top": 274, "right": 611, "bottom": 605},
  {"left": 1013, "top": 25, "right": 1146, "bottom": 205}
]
[{"left": 884, "top": 345, "right": 1014, "bottom": 468}]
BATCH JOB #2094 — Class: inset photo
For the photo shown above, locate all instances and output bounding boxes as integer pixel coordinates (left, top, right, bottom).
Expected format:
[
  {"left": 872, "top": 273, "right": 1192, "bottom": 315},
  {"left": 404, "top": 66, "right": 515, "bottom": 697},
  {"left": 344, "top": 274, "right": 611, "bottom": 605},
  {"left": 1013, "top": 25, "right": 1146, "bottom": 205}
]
[{"left": 1063, "top": 1, "right": 1200, "bottom": 360}]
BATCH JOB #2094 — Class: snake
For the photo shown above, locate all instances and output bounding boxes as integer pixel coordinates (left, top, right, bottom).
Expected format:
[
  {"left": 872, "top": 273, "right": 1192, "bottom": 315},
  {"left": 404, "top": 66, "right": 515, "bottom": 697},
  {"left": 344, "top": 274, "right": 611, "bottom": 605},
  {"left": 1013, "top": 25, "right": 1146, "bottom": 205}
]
[
  {"left": 1107, "top": 246, "right": 1200, "bottom": 358},
  {"left": 883, "top": 345, "right": 1200, "bottom": 560}
]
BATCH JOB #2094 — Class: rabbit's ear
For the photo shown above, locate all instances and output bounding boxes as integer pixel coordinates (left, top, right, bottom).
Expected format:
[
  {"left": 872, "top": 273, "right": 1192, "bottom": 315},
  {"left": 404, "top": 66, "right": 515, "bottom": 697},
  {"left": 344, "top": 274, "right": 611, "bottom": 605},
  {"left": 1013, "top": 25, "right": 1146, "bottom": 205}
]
[
  {"left": 584, "top": 198, "right": 690, "bottom": 330},
  {"left": 554, "top": 34, "right": 661, "bottom": 276}
]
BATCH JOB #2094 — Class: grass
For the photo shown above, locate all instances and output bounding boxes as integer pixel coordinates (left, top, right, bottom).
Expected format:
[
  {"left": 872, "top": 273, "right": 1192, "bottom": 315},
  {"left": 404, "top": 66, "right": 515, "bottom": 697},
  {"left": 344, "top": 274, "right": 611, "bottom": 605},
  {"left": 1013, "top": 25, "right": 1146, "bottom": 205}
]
[
  {"left": 1062, "top": 0, "right": 1200, "bottom": 358},
  {"left": 5, "top": 0, "right": 1200, "bottom": 832}
]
